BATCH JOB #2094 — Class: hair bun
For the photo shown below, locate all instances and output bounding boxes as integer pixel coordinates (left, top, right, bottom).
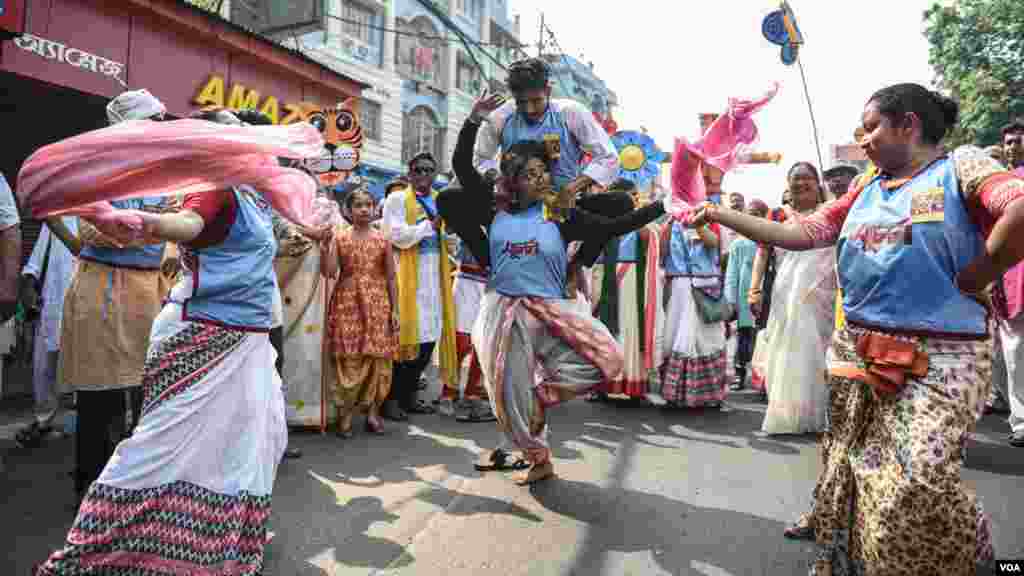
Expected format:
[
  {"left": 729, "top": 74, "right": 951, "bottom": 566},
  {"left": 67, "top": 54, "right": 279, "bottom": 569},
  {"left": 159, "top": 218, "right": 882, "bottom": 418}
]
[{"left": 932, "top": 91, "right": 960, "bottom": 131}]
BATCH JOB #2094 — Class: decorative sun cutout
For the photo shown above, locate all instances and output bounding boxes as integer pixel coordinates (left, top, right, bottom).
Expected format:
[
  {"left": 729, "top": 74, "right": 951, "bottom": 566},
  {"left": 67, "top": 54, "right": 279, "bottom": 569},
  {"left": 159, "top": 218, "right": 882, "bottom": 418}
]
[{"left": 611, "top": 131, "right": 667, "bottom": 186}]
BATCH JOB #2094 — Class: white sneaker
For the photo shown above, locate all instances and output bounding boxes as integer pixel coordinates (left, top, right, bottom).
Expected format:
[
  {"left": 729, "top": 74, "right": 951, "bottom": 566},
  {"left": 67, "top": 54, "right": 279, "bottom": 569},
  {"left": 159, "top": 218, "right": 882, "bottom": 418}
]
[{"left": 438, "top": 398, "right": 456, "bottom": 417}]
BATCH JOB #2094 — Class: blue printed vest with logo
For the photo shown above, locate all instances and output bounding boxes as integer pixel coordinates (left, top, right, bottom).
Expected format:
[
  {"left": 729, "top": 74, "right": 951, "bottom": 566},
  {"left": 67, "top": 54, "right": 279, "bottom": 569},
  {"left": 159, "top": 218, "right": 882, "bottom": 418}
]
[
  {"left": 79, "top": 197, "right": 166, "bottom": 269},
  {"left": 663, "top": 222, "right": 720, "bottom": 277},
  {"left": 488, "top": 202, "right": 567, "bottom": 299},
  {"left": 501, "top": 105, "right": 582, "bottom": 191},
  {"left": 837, "top": 156, "right": 986, "bottom": 337},
  {"left": 181, "top": 187, "right": 278, "bottom": 330}
]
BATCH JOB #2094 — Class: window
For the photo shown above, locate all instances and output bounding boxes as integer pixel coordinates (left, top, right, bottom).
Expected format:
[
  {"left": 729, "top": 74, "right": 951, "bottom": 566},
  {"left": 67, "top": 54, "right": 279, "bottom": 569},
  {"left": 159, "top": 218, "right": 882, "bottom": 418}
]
[
  {"left": 395, "top": 17, "right": 441, "bottom": 85},
  {"left": 359, "top": 99, "right": 382, "bottom": 142},
  {"left": 402, "top": 106, "right": 444, "bottom": 168},
  {"left": 341, "top": 1, "right": 373, "bottom": 44},
  {"left": 456, "top": 52, "right": 480, "bottom": 94}
]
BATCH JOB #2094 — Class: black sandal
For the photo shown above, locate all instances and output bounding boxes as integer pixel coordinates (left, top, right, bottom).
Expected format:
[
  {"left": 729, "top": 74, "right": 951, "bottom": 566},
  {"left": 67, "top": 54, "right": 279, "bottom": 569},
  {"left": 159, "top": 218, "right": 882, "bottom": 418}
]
[
  {"left": 456, "top": 403, "right": 497, "bottom": 423},
  {"left": 15, "top": 422, "right": 50, "bottom": 448},
  {"left": 474, "top": 449, "right": 530, "bottom": 472},
  {"left": 405, "top": 401, "right": 436, "bottom": 415}
]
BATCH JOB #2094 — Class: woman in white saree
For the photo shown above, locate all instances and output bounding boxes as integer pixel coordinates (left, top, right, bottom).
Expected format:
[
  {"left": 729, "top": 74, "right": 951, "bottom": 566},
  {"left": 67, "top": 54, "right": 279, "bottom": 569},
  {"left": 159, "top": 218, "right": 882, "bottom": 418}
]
[{"left": 749, "top": 162, "right": 836, "bottom": 435}]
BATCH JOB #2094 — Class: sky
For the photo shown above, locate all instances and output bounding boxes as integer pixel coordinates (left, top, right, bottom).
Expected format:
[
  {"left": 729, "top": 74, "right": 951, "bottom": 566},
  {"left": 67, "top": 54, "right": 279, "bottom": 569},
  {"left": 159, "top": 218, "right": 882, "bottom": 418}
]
[{"left": 508, "top": 0, "right": 939, "bottom": 205}]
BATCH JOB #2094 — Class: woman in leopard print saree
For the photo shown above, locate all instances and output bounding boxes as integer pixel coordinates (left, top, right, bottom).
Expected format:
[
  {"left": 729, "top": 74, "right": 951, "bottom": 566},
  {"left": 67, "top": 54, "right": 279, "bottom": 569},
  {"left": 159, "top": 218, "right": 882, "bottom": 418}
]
[{"left": 688, "top": 83, "right": 1024, "bottom": 575}]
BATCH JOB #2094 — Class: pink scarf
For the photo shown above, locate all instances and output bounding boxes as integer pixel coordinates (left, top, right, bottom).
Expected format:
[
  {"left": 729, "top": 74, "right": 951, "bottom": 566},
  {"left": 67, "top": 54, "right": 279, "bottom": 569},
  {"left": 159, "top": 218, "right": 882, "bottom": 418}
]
[
  {"left": 17, "top": 119, "right": 330, "bottom": 238},
  {"left": 670, "top": 84, "right": 779, "bottom": 209}
]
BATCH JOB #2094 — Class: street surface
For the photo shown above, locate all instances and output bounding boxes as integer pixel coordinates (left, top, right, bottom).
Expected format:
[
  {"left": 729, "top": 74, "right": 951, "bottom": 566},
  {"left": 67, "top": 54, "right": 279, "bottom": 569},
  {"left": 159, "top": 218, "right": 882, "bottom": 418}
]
[{"left": 2, "top": 391, "right": 1022, "bottom": 575}]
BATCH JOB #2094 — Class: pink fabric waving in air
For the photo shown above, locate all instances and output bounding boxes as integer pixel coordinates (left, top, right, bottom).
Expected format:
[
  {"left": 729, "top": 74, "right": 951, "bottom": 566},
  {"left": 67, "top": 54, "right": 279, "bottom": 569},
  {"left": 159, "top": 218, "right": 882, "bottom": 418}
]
[
  {"left": 671, "top": 83, "right": 779, "bottom": 208},
  {"left": 17, "top": 119, "right": 327, "bottom": 232}
]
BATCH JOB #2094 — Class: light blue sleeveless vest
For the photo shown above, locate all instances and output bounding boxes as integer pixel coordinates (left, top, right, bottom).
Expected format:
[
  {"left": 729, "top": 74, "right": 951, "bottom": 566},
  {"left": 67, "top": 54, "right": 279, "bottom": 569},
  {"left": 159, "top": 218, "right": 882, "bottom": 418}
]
[
  {"left": 488, "top": 202, "right": 567, "bottom": 299},
  {"left": 500, "top": 105, "right": 582, "bottom": 191},
  {"left": 837, "top": 156, "right": 986, "bottom": 337},
  {"left": 79, "top": 197, "right": 166, "bottom": 269},
  {"left": 663, "top": 222, "right": 720, "bottom": 278},
  {"left": 181, "top": 187, "right": 278, "bottom": 330}
]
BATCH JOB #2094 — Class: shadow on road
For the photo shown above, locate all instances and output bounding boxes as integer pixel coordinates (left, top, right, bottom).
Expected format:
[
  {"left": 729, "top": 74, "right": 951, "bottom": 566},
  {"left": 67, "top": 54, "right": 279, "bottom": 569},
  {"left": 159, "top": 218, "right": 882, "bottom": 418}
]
[
  {"left": 529, "top": 432, "right": 812, "bottom": 576},
  {"left": 563, "top": 397, "right": 818, "bottom": 458},
  {"left": 263, "top": 421, "right": 544, "bottom": 574},
  {"left": 966, "top": 414, "right": 1024, "bottom": 477}
]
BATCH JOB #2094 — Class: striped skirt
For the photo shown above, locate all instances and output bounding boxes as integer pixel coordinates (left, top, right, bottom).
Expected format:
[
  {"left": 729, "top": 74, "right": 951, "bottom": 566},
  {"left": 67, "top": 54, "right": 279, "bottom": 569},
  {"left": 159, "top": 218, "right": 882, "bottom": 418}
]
[
  {"left": 661, "top": 276, "right": 727, "bottom": 407},
  {"left": 37, "top": 303, "right": 287, "bottom": 576}
]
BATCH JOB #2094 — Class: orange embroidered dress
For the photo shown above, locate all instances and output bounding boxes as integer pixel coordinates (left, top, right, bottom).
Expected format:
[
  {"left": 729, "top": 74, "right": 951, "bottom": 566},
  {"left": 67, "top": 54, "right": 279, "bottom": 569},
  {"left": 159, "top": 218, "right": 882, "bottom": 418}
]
[{"left": 326, "top": 228, "right": 396, "bottom": 411}]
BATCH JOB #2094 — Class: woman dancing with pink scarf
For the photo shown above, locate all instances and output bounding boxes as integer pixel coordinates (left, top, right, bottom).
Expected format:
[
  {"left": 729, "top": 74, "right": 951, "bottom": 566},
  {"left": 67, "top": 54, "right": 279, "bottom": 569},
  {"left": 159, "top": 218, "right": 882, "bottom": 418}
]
[{"left": 23, "top": 103, "right": 330, "bottom": 575}]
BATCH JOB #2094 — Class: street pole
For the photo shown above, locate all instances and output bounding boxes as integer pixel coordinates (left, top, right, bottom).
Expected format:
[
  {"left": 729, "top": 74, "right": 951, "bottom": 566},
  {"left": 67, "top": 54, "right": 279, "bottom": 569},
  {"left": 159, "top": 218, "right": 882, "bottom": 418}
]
[
  {"left": 796, "top": 54, "right": 825, "bottom": 176},
  {"left": 538, "top": 12, "right": 545, "bottom": 57}
]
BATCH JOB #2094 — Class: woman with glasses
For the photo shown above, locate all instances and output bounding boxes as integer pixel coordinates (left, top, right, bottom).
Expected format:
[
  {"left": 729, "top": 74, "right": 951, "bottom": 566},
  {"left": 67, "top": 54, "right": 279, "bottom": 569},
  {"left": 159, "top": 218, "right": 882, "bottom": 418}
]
[{"left": 440, "top": 93, "right": 672, "bottom": 483}]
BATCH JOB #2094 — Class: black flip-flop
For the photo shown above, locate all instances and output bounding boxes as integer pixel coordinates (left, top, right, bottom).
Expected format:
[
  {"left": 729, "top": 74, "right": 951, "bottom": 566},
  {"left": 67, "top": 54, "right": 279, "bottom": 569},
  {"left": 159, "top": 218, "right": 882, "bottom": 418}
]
[
  {"left": 456, "top": 405, "right": 497, "bottom": 422},
  {"left": 474, "top": 449, "right": 530, "bottom": 472},
  {"left": 405, "top": 401, "right": 436, "bottom": 415},
  {"left": 15, "top": 422, "right": 50, "bottom": 448}
]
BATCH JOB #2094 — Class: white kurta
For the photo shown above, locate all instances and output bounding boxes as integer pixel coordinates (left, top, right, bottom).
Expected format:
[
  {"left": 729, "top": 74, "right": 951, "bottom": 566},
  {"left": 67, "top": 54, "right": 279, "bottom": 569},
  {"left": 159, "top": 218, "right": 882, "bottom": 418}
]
[
  {"left": 382, "top": 190, "right": 456, "bottom": 345},
  {"left": 22, "top": 217, "right": 79, "bottom": 351}
]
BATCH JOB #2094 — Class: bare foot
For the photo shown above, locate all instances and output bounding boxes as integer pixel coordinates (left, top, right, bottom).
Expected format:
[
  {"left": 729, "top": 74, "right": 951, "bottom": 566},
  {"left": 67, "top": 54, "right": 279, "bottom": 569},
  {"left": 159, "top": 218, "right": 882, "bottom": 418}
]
[{"left": 514, "top": 460, "right": 555, "bottom": 485}]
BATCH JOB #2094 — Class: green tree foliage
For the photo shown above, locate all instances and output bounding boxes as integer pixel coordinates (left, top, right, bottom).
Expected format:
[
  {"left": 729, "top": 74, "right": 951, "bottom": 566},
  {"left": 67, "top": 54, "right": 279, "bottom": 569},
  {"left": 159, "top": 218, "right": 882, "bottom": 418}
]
[{"left": 924, "top": 0, "right": 1024, "bottom": 147}]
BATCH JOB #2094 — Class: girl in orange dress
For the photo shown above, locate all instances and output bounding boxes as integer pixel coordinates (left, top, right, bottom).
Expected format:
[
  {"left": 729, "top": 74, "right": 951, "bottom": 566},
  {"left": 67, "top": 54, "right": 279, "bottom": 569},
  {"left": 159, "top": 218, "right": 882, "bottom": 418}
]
[{"left": 322, "top": 188, "right": 398, "bottom": 437}]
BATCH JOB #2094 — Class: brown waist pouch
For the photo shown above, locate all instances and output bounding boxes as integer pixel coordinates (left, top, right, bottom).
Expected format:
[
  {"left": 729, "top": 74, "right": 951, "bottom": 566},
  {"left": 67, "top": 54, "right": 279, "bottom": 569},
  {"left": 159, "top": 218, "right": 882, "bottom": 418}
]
[{"left": 854, "top": 332, "right": 929, "bottom": 396}]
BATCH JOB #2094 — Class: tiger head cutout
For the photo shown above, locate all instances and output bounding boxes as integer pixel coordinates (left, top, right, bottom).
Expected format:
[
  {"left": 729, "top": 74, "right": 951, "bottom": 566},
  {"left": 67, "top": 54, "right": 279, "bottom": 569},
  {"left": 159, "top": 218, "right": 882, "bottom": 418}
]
[{"left": 296, "top": 98, "right": 364, "bottom": 187}]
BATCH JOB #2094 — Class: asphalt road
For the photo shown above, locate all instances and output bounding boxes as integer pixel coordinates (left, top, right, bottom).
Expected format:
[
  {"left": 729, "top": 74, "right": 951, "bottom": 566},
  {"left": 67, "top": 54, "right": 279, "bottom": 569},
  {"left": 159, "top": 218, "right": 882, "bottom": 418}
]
[{"left": 2, "top": 391, "right": 1022, "bottom": 575}]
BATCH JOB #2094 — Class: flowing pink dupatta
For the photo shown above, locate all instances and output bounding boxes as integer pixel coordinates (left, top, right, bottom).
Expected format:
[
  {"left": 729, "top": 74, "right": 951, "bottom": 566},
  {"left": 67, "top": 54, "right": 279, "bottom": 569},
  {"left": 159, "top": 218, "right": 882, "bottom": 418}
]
[
  {"left": 668, "top": 83, "right": 780, "bottom": 221},
  {"left": 16, "top": 119, "right": 334, "bottom": 239}
]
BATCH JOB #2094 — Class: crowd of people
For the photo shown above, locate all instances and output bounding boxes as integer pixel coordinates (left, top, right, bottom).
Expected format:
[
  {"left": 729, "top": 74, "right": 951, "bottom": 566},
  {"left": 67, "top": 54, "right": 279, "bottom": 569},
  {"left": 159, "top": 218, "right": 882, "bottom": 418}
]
[{"left": 0, "top": 56, "right": 1020, "bottom": 575}]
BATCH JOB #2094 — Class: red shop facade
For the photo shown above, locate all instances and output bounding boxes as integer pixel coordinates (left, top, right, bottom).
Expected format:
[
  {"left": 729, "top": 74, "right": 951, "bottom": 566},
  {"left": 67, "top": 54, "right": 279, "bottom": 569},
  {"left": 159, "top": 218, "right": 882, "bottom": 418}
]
[{"left": 0, "top": 0, "right": 367, "bottom": 201}]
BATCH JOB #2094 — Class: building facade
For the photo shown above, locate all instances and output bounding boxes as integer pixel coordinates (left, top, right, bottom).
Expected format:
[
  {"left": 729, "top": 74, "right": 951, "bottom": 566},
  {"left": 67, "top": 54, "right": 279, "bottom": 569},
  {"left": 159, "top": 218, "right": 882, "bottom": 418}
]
[
  {"left": 255, "top": 0, "right": 526, "bottom": 195},
  {"left": 392, "top": 0, "right": 525, "bottom": 180},
  {"left": 543, "top": 53, "right": 618, "bottom": 119},
  {"left": 830, "top": 142, "right": 869, "bottom": 171}
]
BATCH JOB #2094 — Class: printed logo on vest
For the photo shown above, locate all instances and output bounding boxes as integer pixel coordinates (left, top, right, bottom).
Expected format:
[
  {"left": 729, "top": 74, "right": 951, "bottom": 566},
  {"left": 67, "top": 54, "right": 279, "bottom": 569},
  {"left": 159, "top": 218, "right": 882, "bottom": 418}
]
[
  {"left": 502, "top": 239, "right": 539, "bottom": 260},
  {"left": 848, "top": 221, "right": 911, "bottom": 253},
  {"left": 542, "top": 133, "right": 562, "bottom": 162},
  {"left": 910, "top": 186, "right": 945, "bottom": 224}
]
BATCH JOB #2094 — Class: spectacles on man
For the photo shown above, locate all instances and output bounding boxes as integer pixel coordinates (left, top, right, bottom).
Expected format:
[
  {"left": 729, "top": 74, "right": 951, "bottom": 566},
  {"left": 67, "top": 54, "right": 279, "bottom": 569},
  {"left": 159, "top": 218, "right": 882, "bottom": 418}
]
[{"left": 411, "top": 165, "right": 436, "bottom": 176}]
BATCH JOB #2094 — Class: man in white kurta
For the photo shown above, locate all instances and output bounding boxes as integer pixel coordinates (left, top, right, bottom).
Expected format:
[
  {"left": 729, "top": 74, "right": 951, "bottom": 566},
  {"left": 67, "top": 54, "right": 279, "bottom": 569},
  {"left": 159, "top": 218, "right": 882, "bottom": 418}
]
[
  {"left": 381, "top": 152, "right": 456, "bottom": 420},
  {"left": 18, "top": 217, "right": 78, "bottom": 441}
]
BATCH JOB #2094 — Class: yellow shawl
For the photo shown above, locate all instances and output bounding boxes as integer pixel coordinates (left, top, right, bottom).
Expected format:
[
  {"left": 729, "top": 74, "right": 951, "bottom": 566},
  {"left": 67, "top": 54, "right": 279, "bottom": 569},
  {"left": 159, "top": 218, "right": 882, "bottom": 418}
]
[{"left": 397, "top": 187, "right": 458, "bottom": 389}]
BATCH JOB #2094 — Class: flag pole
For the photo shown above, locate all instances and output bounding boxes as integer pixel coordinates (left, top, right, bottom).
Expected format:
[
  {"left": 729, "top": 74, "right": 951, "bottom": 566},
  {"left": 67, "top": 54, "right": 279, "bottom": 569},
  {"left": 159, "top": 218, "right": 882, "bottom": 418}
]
[{"left": 796, "top": 54, "right": 825, "bottom": 175}]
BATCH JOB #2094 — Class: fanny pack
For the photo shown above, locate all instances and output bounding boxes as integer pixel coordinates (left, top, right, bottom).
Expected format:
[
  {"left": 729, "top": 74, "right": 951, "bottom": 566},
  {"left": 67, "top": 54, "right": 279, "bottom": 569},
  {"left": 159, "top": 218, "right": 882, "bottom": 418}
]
[{"left": 854, "top": 332, "right": 929, "bottom": 396}]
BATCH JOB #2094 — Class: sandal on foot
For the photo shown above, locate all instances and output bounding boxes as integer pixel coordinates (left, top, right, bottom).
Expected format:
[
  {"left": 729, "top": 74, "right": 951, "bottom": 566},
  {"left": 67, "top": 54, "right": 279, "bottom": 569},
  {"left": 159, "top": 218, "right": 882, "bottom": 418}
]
[
  {"left": 456, "top": 402, "right": 497, "bottom": 423},
  {"left": 514, "top": 461, "right": 555, "bottom": 485},
  {"left": 15, "top": 422, "right": 50, "bottom": 448},
  {"left": 783, "top": 515, "right": 815, "bottom": 540},
  {"left": 405, "top": 401, "right": 436, "bottom": 415},
  {"left": 474, "top": 449, "right": 530, "bottom": 472}
]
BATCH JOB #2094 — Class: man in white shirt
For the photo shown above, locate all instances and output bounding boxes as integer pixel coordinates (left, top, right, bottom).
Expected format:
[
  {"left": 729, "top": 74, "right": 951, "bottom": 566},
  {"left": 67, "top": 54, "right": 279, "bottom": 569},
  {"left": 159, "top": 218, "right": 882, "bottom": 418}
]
[
  {"left": 16, "top": 217, "right": 78, "bottom": 446},
  {"left": 0, "top": 174, "right": 21, "bottom": 324},
  {"left": 381, "top": 152, "right": 457, "bottom": 421}
]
